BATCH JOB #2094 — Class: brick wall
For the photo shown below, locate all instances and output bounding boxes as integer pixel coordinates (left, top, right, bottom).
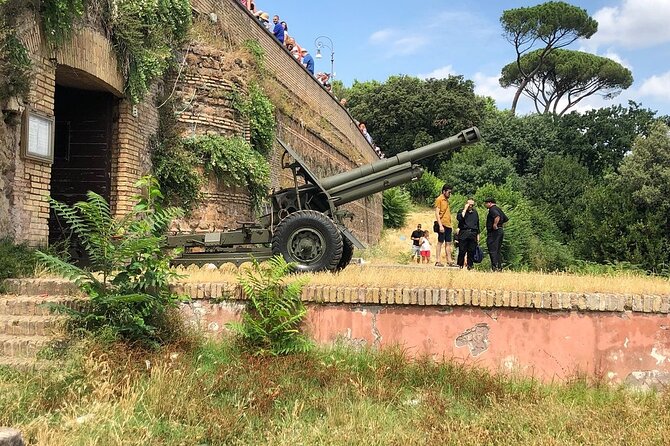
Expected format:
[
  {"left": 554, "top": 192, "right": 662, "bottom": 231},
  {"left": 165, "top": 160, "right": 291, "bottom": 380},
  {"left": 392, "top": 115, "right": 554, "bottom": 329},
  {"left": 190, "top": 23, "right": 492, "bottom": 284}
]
[
  {"left": 1, "top": 1, "right": 382, "bottom": 245},
  {"left": 1, "top": 13, "right": 158, "bottom": 244},
  {"left": 190, "top": 0, "right": 382, "bottom": 243}
]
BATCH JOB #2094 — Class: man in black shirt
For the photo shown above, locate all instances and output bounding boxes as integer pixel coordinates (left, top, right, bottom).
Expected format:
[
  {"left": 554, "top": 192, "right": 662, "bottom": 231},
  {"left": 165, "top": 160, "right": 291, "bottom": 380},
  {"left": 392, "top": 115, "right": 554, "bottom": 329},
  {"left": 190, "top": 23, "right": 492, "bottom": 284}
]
[
  {"left": 484, "top": 197, "right": 506, "bottom": 271},
  {"left": 410, "top": 224, "right": 423, "bottom": 264},
  {"left": 456, "top": 198, "right": 479, "bottom": 269}
]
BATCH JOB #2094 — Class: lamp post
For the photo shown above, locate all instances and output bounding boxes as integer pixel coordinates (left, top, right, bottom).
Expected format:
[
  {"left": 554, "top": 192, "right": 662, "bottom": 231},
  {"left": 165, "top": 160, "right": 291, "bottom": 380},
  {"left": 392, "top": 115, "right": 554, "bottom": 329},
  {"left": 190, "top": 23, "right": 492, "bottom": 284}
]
[{"left": 314, "top": 35, "right": 335, "bottom": 79}]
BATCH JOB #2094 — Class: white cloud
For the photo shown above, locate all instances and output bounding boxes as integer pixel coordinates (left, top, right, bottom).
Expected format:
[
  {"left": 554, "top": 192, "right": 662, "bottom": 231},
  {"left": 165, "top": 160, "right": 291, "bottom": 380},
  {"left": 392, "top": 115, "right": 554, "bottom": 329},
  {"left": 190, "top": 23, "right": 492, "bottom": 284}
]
[
  {"left": 583, "top": 0, "right": 670, "bottom": 50},
  {"left": 638, "top": 71, "right": 670, "bottom": 101},
  {"left": 368, "top": 29, "right": 429, "bottom": 57},
  {"left": 369, "top": 29, "right": 392, "bottom": 45},
  {"left": 472, "top": 72, "right": 516, "bottom": 110},
  {"left": 417, "top": 65, "right": 456, "bottom": 79}
]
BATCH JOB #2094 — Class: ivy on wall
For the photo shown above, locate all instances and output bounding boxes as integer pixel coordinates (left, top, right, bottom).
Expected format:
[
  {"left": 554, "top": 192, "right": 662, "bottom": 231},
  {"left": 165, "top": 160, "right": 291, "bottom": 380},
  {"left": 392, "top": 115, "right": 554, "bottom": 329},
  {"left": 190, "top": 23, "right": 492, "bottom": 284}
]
[
  {"left": 184, "top": 135, "right": 270, "bottom": 210},
  {"left": 152, "top": 99, "right": 272, "bottom": 213},
  {"left": 0, "top": 0, "right": 192, "bottom": 104},
  {"left": 0, "top": 0, "right": 32, "bottom": 103},
  {"left": 40, "top": 0, "right": 86, "bottom": 46},
  {"left": 231, "top": 81, "right": 276, "bottom": 156},
  {"left": 111, "top": 0, "right": 192, "bottom": 103}
]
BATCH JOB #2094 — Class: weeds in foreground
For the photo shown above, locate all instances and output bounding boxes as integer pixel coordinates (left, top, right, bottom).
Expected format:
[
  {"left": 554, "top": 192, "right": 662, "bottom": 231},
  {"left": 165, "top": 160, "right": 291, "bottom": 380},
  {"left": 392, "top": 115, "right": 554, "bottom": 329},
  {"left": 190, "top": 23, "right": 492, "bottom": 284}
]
[
  {"left": 35, "top": 176, "right": 185, "bottom": 348},
  {"left": 1, "top": 339, "right": 669, "bottom": 445},
  {"left": 228, "top": 256, "right": 312, "bottom": 356}
]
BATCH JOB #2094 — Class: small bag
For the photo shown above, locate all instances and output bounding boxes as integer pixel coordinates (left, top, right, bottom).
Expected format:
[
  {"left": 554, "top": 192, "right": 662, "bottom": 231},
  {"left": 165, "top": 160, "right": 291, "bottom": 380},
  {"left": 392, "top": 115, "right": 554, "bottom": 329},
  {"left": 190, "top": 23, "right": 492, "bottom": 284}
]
[
  {"left": 433, "top": 220, "right": 440, "bottom": 232},
  {"left": 473, "top": 245, "right": 484, "bottom": 263}
]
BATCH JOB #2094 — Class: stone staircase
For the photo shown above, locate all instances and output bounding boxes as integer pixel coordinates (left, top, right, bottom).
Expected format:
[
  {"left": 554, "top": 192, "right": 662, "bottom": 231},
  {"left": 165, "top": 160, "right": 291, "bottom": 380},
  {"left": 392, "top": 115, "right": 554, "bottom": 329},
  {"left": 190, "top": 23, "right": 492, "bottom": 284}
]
[{"left": 0, "top": 279, "right": 82, "bottom": 369}]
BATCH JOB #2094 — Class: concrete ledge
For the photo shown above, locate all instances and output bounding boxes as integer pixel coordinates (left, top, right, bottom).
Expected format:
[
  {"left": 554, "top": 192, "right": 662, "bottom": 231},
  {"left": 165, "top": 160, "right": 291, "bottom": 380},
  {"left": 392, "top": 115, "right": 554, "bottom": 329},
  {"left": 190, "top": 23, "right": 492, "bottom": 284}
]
[{"left": 171, "top": 282, "right": 670, "bottom": 315}]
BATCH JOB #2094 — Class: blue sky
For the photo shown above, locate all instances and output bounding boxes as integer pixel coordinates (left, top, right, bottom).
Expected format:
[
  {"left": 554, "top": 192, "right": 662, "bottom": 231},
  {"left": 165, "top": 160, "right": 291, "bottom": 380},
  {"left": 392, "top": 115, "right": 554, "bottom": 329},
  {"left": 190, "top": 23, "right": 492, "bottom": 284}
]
[{"left": 259, "top": 0, "right": 670, "bottom": 116}]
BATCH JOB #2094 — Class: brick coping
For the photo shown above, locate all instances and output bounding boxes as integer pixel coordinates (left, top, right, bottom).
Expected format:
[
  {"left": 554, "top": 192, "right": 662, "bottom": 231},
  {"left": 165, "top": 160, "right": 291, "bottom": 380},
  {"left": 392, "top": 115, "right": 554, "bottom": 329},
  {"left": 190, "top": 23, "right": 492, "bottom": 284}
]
[
  {"left": 3, "top": 279, "right": 669, "bottom": 314},
  {"left": 171, "top": 281, "right": 670, "bottom": 314}
]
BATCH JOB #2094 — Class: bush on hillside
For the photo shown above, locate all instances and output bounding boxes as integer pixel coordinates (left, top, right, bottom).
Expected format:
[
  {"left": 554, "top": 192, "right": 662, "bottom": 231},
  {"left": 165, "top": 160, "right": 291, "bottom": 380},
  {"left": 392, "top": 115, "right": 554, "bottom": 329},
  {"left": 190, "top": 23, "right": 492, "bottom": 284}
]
[
  {"left": 383, "top": 187, "right": 412, "bottom": 229},
  {"left": 474, "top": 183, "right": 574, "bottom": 271},
  {"left": 403, "top": 170, "right": 443, "bottom": 206}
]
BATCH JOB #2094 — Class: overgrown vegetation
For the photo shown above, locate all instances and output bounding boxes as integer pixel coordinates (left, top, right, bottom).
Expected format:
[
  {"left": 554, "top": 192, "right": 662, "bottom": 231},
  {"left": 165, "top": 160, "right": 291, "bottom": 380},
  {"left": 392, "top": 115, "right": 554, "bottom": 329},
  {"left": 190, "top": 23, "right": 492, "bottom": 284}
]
[
  {"left": 228, "top": 256, "right": 312, "bottom": 356},
  {"left": 111, "top": 0, "right": 192, "bottom": 103},
  {"left": 36, "top": 176, "right": 185, "bottom": 348},
  {"left": 0, "top": 0, "right": 192, "bottom": 104},
  {"left": 150, "top": 102, "right": 202, "bottom": 210},
  {"left": 0, "top": 0, "right": 32, "bottom": 103},
  {"left": 40, "top": 0, "right": 86, "bottom": 46},
  {"left": 0, "top": 238, "right": 37, "bottom": 291},
  {"left": 2, "top": 338, "right": 670, "bottom": 445},
  {"left": 183, "top": 135, "right": 271, "bottom": 210}
]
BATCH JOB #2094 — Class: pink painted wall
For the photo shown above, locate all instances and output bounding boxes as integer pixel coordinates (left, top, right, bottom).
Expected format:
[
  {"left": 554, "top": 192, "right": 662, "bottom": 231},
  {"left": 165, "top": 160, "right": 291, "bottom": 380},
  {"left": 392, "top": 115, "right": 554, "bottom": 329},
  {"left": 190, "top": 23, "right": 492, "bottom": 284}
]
[{"left": 183, "top": 300, "right": 670, "bottom": 387}]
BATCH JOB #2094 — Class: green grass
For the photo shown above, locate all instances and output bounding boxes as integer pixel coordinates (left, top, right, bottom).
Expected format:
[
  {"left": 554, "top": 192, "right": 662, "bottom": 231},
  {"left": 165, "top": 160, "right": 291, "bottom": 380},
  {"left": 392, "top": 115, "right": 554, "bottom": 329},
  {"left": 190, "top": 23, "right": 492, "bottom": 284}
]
[{"left": 1, "top": 338, "right": 669, "bottom": 445}]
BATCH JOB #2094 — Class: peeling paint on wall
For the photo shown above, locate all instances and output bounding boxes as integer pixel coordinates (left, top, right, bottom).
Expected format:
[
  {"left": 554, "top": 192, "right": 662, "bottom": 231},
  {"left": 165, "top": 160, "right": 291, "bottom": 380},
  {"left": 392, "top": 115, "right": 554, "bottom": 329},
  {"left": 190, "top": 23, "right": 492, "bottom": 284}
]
[{"left": 455, "top": 323, "right": 490, "bottom": 357}]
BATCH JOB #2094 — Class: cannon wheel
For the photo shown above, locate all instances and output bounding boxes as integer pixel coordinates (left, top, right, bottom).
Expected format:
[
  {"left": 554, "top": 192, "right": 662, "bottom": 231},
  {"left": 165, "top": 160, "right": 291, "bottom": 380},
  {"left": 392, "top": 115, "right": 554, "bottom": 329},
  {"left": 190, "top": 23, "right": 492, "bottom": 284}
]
[
  {"left": 272, "top": 210, "right": 343, "bottom": 272},
  {"left": 335, "top": 234, "right": 354, "bottom": 271}
]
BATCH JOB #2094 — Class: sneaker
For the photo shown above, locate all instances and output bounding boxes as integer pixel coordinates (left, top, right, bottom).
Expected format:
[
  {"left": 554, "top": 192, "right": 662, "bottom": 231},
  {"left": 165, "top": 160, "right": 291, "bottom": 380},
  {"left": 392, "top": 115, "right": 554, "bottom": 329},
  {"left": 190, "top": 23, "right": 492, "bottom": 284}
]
[{"left": 435, "top": 262, "right": 444, "bottom": 267}]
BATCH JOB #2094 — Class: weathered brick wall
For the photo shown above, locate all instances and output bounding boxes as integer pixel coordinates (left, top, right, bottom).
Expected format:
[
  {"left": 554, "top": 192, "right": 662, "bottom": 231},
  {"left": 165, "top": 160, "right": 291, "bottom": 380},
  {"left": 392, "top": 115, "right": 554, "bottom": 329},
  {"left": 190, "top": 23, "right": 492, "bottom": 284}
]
[
  {"left": 168, "top": 44, "right": 255, "bottom": 231},
  {"left": 4, "top": 14, "right": 56, "bottom": 245},
  {"left": 1, "top": 1, "right": 382, "bottom": 245},
  {"left": 1, "top": 13, "right": 157, "bottom": 245},
  {"left": 190, "top": 0, "right": 382, "bottom": 243}
]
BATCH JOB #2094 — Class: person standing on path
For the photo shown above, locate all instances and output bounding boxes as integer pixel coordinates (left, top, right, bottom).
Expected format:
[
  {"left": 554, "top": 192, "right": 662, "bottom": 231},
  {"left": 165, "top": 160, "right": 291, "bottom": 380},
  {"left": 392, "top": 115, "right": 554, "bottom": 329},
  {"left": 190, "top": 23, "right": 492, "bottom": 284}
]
[
  {"left": 433, "top": 184, "right": 453, "bottom": 267},
  {"left": 410, "top": 223, "right": 423, "bottom": 264},
  {"left": 456, "top": 198, "right": 480, "bottom": 270},
  {"left": 484, "top": 197, "right": 507, "bottom": 271}
]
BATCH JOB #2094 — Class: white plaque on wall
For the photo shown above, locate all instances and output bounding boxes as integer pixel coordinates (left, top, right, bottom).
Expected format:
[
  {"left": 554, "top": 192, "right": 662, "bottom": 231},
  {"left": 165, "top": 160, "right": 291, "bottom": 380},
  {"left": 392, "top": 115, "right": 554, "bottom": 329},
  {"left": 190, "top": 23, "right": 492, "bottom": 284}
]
[{"left": 21, "top": 109, "right": 55, "bottom": 163}]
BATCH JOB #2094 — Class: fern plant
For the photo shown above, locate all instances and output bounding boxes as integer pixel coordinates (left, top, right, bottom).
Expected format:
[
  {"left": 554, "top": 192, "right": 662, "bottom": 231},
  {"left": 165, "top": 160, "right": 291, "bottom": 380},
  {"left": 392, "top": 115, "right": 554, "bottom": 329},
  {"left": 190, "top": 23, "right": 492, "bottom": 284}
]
[
  {"left": 36, "top": 176, "right": 185, "bottom": 347},
  {"left": 228, "top": 256, "right": 313, "bottom": 356}
]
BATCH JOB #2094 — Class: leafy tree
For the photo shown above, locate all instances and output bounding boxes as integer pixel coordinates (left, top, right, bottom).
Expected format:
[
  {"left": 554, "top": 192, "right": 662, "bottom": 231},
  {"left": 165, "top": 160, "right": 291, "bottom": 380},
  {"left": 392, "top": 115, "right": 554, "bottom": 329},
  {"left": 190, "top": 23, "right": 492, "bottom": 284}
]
[
  {"left": 619, "top": 122, "right": 670, "bottom": 215},
  {"left": 403, "top": 170, "right": 444, "bottom": 206},
  {"left": 500, "top": 1, "right": 598, "bottom": 114},
  {"left": 528, "top": 154, "right": 592, "bottom": 236},
  {"left": 558, "top": 101, "right": 659, "bottom": 175},
  {"left": 346, "top": 75, "right": 487, "bottom": 171},
  {"left": 500, "top": 49, "right": 632, "bottom": 116},
  {"left": 437, "top": 144, "right": 518, "bottom": 196},
  {"left": 572, "top": 123, "right": 670, "bottom": 273},
  {"left": 481, "top": 110, "right": 561, "bottom": 176}
]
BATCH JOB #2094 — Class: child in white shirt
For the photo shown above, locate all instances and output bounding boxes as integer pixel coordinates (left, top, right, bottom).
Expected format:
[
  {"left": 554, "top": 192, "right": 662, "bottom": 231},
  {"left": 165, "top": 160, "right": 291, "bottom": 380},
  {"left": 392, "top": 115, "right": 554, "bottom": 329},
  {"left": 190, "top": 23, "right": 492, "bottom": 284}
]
[{"left": 419, "top": 230, "right": 431, "bottom": 264}]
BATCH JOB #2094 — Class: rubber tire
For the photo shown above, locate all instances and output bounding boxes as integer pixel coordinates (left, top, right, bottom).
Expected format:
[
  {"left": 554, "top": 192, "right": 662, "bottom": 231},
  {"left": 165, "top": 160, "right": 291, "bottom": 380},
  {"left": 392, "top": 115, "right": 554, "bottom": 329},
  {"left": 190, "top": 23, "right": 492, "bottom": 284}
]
[
  {"left": 335, "top": 234, "right": 354, "bottom": 271},
  {"left": 272, "top": 210, "right": 343, "bottom": 272}
]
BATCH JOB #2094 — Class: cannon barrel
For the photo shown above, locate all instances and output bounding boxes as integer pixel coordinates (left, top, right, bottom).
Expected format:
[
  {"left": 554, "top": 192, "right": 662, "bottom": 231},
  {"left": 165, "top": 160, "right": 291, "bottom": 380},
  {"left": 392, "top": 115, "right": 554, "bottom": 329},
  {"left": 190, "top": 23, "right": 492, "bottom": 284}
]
[
  {"left": 330, "top": 165, "right": 424, "bottom": 206},
  {"left": 319, "top": 127, "right": 481, "bottom": 191}
]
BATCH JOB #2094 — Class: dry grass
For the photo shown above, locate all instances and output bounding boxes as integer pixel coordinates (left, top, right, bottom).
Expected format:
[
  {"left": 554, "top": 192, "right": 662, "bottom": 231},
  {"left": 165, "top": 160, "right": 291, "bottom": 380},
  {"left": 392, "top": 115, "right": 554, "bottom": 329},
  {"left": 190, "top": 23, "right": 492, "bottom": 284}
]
[
  {"left": 2, "top": 340, "right": 670, "bottom": 446},
  {"left": 178, "top": 207, "right": 670, "bottom": 296}
]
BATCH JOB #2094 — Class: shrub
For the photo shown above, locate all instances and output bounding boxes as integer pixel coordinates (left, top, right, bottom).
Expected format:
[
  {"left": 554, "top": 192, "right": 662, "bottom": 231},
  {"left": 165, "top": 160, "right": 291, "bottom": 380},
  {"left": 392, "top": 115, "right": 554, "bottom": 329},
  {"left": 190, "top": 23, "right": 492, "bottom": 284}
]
[
  {"left": 474, "top": 183, "right": 574, "bottom": 271},
  {"left": 228, "top": 256, "right": 312, "bottom": 356},
  {"left": 382, "top": 187, "right": 412, "bottom": 229},
  {"left": 36, "top": 176, "right": 185, "bottom": 348},
  {"left": 183, "top": 135, "right": 271, "bottom": 211},
  {"left": 404, "top": 170, "right": 443, "bottom": 206}
]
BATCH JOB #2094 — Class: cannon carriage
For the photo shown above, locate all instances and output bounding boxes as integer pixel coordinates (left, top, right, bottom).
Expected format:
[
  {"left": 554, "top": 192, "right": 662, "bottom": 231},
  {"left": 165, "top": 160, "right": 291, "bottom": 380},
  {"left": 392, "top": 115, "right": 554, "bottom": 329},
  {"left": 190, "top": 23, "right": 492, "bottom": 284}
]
[{"left": 166, "top": 127, "right": 481, "bottom": 272}]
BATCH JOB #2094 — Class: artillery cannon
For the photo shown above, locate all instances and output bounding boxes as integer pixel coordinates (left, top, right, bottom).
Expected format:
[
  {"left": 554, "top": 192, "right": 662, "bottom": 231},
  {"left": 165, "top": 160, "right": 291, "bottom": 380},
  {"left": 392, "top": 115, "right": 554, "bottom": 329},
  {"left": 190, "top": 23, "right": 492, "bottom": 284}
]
[{"left": 166, "top": 127, "right": 481, "bottom": 272}]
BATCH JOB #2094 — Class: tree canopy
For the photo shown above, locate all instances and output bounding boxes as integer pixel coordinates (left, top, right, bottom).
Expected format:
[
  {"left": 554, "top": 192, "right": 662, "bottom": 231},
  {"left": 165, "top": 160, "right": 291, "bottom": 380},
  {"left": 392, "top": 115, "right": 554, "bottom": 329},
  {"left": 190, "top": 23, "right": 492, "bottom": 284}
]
[
  {"left": 500, "top": 49, "right": 632, "bottom": 116},
  {"left": 343, "top": 75, "right": 488, "bottom": 170},
  {"left": 500, "top": 1, "right": 598, "bottom": 114}
]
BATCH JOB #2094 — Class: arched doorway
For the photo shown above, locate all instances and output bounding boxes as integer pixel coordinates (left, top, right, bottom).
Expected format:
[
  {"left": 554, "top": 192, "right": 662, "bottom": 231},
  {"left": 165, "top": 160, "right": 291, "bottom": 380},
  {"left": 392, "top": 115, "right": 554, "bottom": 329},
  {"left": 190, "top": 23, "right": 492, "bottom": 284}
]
[{"left": 49, "top": 67, "right": 118, "bottom": 247}]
